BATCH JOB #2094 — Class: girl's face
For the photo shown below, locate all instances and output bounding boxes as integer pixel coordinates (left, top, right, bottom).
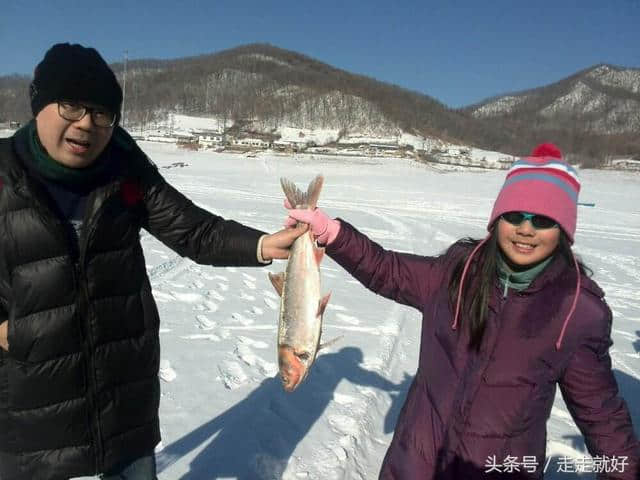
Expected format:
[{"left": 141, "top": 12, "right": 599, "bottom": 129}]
[{"left": 497, "top": 215, "right": 561, "bottom": 268}]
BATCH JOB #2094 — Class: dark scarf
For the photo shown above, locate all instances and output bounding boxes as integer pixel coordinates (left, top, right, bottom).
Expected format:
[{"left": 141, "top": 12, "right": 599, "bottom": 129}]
[{"left": 20, "top": 120, "right": 114, "bottom": 192}]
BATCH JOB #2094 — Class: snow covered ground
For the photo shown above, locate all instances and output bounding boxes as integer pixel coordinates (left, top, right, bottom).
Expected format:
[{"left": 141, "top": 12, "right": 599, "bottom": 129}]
[
  {"left": 1, "top": 128, "right": 638, "bottom": 478},
  {"left": 138, "top": 144, "right": 638, "bottom": 480}
]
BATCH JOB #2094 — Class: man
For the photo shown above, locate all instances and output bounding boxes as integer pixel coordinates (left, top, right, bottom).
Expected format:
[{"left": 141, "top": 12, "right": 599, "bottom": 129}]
[{"left": 0, "top": 43, "right": 304, "bottom": 480}]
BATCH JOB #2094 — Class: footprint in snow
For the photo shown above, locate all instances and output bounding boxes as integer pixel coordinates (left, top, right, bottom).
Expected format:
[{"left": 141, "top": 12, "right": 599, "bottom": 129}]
[
  {"left": 240, "top": 292, "right": 256, "bottom": 301},
  {"left": 233, "top": 339, "right": 278, "bottom": 377},
  {"left": 201, "top": 272, "right": 215, "bottom": 280},
  {"left": 213, "top": 274, "right": 228, "bottom": 282},
  {"left": 234, "top": 343, "right": 260, "bottom": 367},
  {"left": 332, "top": 445, "right": 348, "bottom": 462},
  {"left": 263, "top": 297, "right": 278, "bottom": 310},
  {"left": 195, "top": 314, "right": 216, "bottom": 330},
  {"left": 230, "top": 312, "right": 254, "bottom": 326},
  {"left": 202, "top": 300, "right": 219, "bottom": 312},
  {"left": 218, "top": 283, "right": 229, "bottom": 292},
  {"left": 243, "top": 279, "right": 256, "bottom": 290},
  {"left": 206, "top": 289, "right": 225, "bottom": 302},
  {"left": 191, "top": 279, "right": 205, "bottom": 289},
  {"left": 218, "top": 360, "right": 248, "bottom": 389},
  {"left": 159, "top": 359, "right": 177, "bottom": 383},
  {"left": 242, "top": 272, "right": 256, "bottom": 282},
  {"left": 251, "top": 306, "right": 264, "bottom": 315}
]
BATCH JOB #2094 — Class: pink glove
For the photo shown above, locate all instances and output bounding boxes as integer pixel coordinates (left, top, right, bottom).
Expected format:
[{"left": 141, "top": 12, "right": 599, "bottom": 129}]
[{"left": 284, "top": 202, "right": 341, "bottom": 246}]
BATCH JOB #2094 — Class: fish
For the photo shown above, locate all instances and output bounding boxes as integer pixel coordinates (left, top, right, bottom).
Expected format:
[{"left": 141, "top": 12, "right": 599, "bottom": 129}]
[{"left": 269, "top": 175, "right": 331, "bottom": 392}]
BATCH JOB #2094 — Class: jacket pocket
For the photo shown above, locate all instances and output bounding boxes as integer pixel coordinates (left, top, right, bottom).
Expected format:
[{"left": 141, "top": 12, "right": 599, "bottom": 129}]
[{"left": 465, "top": 369, "right": 537, "bottom": 437}]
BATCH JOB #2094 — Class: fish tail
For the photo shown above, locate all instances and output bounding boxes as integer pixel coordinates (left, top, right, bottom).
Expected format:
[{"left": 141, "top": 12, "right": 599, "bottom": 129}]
[{"left": 281, "top": 175, "right": 323, "bottom": 209}]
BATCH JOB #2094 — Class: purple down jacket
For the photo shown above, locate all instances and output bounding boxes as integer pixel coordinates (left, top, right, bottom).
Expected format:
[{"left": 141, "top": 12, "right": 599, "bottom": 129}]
[{"left": 326, "top": 221, "right": 639, "bottom": 479}]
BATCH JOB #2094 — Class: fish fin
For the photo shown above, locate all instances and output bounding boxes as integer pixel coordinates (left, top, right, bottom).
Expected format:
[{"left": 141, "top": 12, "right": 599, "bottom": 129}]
[
  {"left": 305, "top": 175, "right": 324, "bottom": 210},
  {"left": 280, "top": 175, "right": 324, "bottom": 210},
  {"left": 268, "top": 272, "right": 285, "bottom": 297},
  {"left": 319, "top": 335, "right": 344, "bottom": 351},
  {"left": 317, "top": 292, "right": 331, "bottom": 317},
  {"left": 280, "top": 178, "right": 306, "bottom": 209},
  {"left": 313, "top": 246, "right": 325, "bottom": 264}
]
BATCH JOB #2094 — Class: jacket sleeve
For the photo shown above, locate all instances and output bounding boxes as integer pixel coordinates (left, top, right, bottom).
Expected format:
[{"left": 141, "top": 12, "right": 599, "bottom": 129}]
[
  {"left": 326, "top": 220, "right": 450, "bottom": 310},
  {"left": 559, "top": 307, "right": 640, "bottom": 480},
  {"left": 134, "top": 154, "right": 267, "bottom": 267}
]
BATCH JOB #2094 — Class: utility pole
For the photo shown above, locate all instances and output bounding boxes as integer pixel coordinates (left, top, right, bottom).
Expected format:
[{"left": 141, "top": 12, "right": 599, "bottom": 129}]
[{"left": 122, "top": 50, "right": 128, "bottom": 127}]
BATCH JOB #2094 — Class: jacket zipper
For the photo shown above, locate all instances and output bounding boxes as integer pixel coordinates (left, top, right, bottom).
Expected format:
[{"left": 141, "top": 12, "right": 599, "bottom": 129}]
[{"left": 77, "top": 187, "right": 112, "bottom": 473}]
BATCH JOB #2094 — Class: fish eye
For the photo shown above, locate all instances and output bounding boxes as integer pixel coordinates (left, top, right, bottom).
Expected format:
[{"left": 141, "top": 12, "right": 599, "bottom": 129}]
[{"left": 296, "top": 351, "right": 311, "bottom": 362}]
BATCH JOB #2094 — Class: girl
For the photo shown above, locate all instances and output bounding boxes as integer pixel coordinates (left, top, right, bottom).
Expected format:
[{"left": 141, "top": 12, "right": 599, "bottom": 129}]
[{"left": 285, "top": 144, "right": 639, "bottom": 479}]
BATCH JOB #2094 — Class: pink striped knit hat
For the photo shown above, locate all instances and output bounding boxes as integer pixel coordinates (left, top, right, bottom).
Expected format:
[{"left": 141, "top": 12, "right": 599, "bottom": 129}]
[
  {"left": 452, "top": 143, "right": 583, "bottom": 349},
  {"left": 488, "top": 143, "right": 581, "bottom": 243}
]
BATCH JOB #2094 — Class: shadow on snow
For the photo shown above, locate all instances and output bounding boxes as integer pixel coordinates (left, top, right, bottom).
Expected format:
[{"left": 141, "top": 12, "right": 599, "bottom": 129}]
[{"left": 157, "top": 346, "right": 399, "bottom": 479}]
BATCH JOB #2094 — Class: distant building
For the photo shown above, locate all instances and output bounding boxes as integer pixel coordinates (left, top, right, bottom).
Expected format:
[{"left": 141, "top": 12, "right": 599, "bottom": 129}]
[
  {"left": 233, "top": 137, "right": 271, "bottom": 148},
  {"left": 610, "top": 159, "right": 640, "bottom": 171},
  {"left": 146, "top": 133, "right": 196, "bottom": 144},
  {"left": 368, "top": 143, "right": 399, "bottom": 151},
  {"left": 198, "top": 133, "right": 225, "bottom": 148}
]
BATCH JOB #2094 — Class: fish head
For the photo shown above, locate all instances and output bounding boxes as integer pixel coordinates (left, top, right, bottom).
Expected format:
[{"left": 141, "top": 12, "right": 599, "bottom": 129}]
[{"left": 278, "top": 345, "right": 314, "bottom": 392}]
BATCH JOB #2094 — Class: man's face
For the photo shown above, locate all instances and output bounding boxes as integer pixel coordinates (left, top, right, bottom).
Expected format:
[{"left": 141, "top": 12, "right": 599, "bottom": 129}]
[{"left": 35, "top": 102, "right": 114, "bottom": 168}]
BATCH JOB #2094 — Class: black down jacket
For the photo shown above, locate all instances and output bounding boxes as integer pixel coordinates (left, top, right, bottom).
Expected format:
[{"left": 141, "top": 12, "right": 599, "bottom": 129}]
[{"left": 0, "top": 130, "right": 266, "bottom": 479}]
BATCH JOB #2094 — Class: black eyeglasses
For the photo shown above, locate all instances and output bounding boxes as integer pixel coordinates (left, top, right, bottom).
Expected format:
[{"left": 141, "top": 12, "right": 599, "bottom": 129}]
[
  {"left": 57, "top": 101, "right": 117, "bottom": 128},
  {"left": 501, "top": 212, "right": 558, "bottom": 229}
]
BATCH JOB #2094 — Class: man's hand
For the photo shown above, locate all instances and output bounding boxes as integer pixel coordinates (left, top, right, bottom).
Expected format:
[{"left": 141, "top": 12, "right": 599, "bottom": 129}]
[
  {"left": 0, "top": 320, "right": 8, "bottom": 351},
  {"left": 261, "top": 224, "right": 309, "bottom": 261}
]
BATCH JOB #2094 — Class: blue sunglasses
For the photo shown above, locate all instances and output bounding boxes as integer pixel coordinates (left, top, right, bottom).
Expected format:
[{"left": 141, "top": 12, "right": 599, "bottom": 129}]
[{"left": 501, "top": 212, "right": 558, "bottom": 229}]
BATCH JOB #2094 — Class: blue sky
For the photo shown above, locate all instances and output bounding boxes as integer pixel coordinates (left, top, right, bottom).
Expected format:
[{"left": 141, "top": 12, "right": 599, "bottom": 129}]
[{"left": 2, "top": 0, "right": 638, "bottom": 107}]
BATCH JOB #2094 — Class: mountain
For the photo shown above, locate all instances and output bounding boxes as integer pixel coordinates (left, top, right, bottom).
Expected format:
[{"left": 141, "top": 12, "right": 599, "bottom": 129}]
[
  {"left": 1, "top": 45, "right": 638, "bottom": 163},
  {"left": 463, "top": 64, "right": 640, "bottom": 163}
]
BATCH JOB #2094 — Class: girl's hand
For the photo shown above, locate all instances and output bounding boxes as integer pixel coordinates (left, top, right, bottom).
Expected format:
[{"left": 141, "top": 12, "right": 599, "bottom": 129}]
[{"left": 284, "top": 201, "right": 341, "bottom": 246}]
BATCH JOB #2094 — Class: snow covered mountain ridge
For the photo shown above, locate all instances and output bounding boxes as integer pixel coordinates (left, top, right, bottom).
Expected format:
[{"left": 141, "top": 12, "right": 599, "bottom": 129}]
[
  {"left": 1, "top": 45, "right": 639, "bottom": 162},
  {"left": 467, "top": 64, "right": 640, "bottom": 135}
]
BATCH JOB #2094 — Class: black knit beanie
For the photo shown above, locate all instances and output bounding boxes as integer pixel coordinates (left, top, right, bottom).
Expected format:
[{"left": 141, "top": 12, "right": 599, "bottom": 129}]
[{"left": 29, "top": 43, "right": 122, "bottom": 121}]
